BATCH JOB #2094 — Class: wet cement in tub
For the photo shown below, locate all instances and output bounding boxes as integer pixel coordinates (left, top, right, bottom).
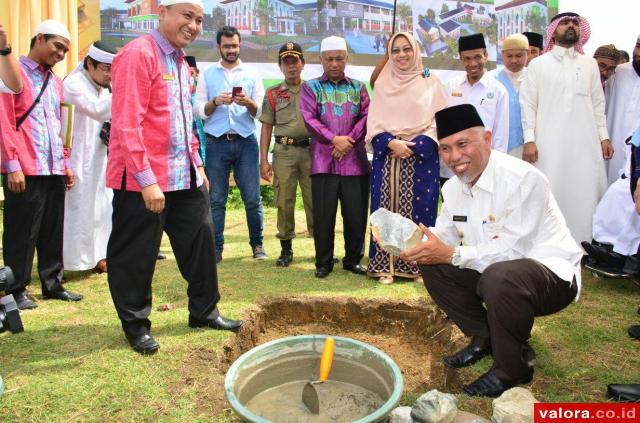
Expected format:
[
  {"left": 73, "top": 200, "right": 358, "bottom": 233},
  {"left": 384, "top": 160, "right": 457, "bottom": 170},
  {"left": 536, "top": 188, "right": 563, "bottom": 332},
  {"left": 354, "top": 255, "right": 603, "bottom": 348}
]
[
  {"left": 245, "top": 380, "right": 385, "bottom": 422},
  {"left": 171, "top": 296, "right": 482, "bottom": 420}
]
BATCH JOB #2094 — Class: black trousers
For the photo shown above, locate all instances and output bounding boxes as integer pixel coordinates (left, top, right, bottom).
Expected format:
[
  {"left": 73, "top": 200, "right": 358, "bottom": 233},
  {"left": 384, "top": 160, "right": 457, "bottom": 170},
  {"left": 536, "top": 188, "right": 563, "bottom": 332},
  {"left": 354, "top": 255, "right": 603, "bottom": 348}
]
[
  {"left": 420, "top": 259, "right": 577, "bottom": 382},
  {"left": 106, "top": 184, "right": 220, "bottom": 338},
  {"left": 311, "top": 174, "right": 369, "bottom": 268},
  {"left": 2, "top": 175, "right": 65, "bottom": 294}
]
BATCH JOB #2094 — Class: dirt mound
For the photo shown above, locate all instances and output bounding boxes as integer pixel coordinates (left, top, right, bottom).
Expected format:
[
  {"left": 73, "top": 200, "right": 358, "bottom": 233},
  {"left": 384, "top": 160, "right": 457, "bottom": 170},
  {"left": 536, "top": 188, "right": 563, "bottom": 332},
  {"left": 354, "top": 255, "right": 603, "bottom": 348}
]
[{"left": 175, "top": 295, "right": 466, "bottom": 420}]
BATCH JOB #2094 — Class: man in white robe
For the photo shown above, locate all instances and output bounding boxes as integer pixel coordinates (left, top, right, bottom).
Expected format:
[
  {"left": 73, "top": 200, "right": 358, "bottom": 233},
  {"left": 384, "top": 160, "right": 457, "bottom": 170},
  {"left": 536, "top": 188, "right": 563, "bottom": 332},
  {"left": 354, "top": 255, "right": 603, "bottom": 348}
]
[
  {"left": 63, "top": 42, "right": 115, "bottom": 272},
  {"left": 584, "top": 37, "right": 640, "bottom": 276},
  {"left": 520, "top": 12, "right": 613, "bottom": 244},
  {"left": 604, "top": 35, "right": 640, "bottom": 185}
]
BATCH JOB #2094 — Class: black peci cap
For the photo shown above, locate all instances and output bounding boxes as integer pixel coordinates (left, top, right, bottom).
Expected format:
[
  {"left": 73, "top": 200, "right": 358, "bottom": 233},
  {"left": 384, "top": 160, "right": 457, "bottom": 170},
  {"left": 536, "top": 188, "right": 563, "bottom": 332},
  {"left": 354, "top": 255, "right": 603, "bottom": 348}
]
[
  {"left": 523, "top": 32, "right": 543, "bottom": 50},
  {"left": 435, "top": 104, "right": 486, "bottom": 140},
  {"left": 458, "top": 33, "right": 486, "bottom": 52}
]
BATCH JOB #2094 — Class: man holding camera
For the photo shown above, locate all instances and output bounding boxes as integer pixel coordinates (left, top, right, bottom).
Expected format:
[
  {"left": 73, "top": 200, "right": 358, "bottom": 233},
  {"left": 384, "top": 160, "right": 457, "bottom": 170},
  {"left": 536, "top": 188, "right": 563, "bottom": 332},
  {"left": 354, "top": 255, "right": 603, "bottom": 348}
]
[{"left": 195, "top": 26, "right": 266, "bottom": 263}]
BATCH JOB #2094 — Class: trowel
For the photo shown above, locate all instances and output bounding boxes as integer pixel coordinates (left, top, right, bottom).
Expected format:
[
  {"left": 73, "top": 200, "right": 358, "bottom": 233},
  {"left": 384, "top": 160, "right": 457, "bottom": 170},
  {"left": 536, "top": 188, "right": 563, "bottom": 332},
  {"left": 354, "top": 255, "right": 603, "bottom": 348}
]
[{"left": 302, "top": 337, "right": 335, "bottom": 414}]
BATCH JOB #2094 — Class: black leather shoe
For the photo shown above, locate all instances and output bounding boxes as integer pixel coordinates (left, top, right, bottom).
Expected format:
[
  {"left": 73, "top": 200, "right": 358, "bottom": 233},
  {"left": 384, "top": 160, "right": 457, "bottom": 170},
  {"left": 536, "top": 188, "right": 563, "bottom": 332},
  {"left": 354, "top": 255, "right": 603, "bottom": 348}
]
[
  {"left": 463, "top": 369, "right": 533, "bottom": 397},
  {"left": 157, "top": 252, "right": 167, "bottom": 260},
  {"left": 581, "top": 241, "right": 627, "bottom": 268},
  {"left": 607, "top": 384, "right": 640, "bottom": 402},
  {"left": 43, "top": 288, "right": 83, "bottom": 302},
  {"left": 343, "top": 263, "right": 367, "bottom": 275},
  {"left": 126, "top": 333, "right": 160, "bottom": 355},
  {"left": 13, "top": 290, "right": 38, "bottom": 310},
  {"left": 444, "top": 344, "right": 492, "bottom": 368},
  {"left": 315, "top": 266, "right": 332, "bottom": 278},
  {"left": 628, "top": 325, "right": 640, "bottom": 340},
  {"left": 276, "top": 240, "right": 293, "bottom": 267},
  {"left": 189, "top": 315, "right": 243, "bottom": 332}
]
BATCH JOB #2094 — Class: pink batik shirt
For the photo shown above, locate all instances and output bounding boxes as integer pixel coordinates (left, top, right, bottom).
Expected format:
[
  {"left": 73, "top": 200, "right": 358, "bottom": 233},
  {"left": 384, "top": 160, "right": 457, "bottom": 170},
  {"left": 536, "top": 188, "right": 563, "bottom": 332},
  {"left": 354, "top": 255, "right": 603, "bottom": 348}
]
[
  {"left": 106, "top": 29, "right": 203, "bottom": 192},
  {"left": 0, "top": 56, "right": 69, "bottom": 176}
]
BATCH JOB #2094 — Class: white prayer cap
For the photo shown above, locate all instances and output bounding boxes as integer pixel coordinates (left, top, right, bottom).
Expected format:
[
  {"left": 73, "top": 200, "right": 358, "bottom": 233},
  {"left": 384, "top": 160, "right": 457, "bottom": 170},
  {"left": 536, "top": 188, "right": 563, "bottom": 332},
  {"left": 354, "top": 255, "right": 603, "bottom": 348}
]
[
  {"left": 502, "top": 34, "right": 529, "bottom": 51},
  {"left": 320, "top": 36, "right": 347, "bottom": 52},
  {"left": 34, "top": 20, "right": 70, "bottom": 41},
  {"left": 88, "top": 44, "right": 115, "bottom": 64},
  {"left": 160, "top": 0, "right": 204, "bottom": 8}
]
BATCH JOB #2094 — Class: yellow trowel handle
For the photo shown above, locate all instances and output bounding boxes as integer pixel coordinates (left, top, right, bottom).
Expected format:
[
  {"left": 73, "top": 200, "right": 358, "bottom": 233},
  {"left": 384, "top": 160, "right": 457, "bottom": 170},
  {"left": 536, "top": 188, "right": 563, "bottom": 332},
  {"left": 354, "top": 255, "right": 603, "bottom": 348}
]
[{"left": 319, "top": 337, "right": 335, "bottom": 382}]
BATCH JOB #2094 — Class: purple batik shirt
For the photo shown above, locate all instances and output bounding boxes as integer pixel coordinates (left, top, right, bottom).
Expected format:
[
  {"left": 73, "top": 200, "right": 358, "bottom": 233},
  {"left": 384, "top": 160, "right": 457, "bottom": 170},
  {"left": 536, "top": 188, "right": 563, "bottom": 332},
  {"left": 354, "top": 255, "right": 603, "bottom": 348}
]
[{"left": 300, "top": 73, "right": 371, "bottom": 176}]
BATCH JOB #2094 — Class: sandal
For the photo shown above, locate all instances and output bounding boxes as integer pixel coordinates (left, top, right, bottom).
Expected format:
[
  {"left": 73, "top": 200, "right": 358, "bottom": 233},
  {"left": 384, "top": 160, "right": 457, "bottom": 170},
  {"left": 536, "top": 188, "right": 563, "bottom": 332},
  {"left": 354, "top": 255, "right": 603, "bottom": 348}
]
[{"left": 379, "top": 276, "right": 394, "bottom": 285}]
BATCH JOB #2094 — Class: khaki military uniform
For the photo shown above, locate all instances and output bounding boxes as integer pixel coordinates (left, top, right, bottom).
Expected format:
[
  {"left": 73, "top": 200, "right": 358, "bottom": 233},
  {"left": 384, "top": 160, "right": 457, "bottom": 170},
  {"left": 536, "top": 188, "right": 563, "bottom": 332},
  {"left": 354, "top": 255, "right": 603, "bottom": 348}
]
[{"left": 259, "top": 81, "right": 313, "bottom": 240}]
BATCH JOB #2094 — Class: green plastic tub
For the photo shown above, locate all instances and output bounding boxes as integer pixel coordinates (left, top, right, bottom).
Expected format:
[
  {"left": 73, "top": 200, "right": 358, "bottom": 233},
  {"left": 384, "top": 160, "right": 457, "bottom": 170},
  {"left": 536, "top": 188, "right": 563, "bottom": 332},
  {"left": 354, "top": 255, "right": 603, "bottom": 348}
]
[{"left": 224, "top": 335, "right": 404, "bottom": 422}]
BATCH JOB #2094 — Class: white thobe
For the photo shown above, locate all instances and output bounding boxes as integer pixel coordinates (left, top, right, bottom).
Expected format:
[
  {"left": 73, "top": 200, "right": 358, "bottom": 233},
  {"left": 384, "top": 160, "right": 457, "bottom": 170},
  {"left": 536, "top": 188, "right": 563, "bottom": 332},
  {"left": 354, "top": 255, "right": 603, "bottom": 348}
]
[
  {"left": 592, "top": 177, "right": 640, "bottom": 256},
  {"left": 604, "top": 62, "right": 640, "bottom": 184},
  {"left": 520, "top": 45, "right": 609, "bottom": 244},
  {"left": 434, "top": 151, "right": 583, "bottom": 297},
  {"left": 62, "top": 70, "right": 113, "bottom": 271},
  {"left": 442, "top": 72, "right": 509, "bottom": 178}
]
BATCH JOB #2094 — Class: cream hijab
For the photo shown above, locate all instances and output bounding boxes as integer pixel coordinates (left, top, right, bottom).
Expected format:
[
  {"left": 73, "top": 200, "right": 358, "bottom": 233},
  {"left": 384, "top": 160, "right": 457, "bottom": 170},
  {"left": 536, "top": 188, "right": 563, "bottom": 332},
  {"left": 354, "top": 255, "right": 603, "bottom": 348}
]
[{"left": 365, "top": 32, "right": 447, "bottom": 150}]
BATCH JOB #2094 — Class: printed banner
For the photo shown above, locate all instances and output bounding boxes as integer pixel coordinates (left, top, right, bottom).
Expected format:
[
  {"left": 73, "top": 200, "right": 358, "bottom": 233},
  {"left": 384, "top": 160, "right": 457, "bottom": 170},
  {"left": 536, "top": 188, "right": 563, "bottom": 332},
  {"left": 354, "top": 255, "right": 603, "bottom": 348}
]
[{"left": 92, "top": 0, "right": 558, "bottom": 77}]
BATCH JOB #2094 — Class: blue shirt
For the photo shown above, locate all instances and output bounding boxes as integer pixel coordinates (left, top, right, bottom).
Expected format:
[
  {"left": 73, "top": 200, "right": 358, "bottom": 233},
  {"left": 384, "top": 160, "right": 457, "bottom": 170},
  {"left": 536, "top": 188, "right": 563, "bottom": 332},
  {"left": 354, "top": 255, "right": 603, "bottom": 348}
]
[
  {"left": 195, "top": 60, "right": 265, "bottom": 138},
  {"left": 496, "top": 69, "right": 524, "bottom": 152}
]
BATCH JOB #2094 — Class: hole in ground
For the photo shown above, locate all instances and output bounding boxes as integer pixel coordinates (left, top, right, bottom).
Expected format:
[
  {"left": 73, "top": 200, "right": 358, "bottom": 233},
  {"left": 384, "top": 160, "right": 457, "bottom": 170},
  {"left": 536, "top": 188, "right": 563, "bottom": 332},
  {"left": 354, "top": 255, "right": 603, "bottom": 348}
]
[{"left": 173, "top": 295, "right": 470, "bottom": 420}]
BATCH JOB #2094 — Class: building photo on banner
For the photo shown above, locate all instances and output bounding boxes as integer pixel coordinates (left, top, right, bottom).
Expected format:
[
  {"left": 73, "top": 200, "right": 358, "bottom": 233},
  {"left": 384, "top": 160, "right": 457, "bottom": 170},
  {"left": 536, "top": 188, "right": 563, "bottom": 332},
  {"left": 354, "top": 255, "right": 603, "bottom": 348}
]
[{"left": 94, "top": 0, "right": 557, "bottom": 83}]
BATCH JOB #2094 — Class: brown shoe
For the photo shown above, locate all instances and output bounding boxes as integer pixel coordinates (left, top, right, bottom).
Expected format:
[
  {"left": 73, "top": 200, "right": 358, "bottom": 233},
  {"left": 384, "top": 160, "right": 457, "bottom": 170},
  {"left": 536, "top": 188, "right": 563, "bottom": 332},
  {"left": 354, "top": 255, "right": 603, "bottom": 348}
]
[{"left": 94, "top": 259, "right": 107, "bottom": 274}]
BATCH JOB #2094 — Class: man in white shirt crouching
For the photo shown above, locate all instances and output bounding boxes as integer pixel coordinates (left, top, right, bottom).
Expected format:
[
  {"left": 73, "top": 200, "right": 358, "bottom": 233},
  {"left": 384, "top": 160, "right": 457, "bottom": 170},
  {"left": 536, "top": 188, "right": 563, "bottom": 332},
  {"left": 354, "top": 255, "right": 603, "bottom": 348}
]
[{"left": 400, "top": 104, "right": 583, "bottom": 397}]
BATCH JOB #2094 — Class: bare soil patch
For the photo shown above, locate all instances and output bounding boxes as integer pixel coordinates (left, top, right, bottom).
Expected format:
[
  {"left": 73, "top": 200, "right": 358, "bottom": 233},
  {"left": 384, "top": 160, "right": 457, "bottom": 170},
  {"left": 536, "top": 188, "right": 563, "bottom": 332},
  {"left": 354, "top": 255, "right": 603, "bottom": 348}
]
[{"left": 173, "top": 295, "right": 468, "bottom": 420}]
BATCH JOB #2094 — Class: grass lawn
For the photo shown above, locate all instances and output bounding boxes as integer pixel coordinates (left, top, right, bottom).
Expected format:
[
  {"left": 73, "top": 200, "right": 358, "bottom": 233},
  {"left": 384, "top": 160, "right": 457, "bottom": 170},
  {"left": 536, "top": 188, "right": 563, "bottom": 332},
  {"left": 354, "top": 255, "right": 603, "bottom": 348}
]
[{"left": 0, "top": 206, "right": 639, "bottom": 422}]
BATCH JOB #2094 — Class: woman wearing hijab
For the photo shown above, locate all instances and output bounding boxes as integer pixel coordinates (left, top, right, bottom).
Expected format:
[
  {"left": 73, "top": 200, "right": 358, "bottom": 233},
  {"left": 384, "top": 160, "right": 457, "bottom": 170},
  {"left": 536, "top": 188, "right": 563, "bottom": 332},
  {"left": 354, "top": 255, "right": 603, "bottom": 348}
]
[{"left": 366, "top": 32, "right": 447, "bottom": 284}]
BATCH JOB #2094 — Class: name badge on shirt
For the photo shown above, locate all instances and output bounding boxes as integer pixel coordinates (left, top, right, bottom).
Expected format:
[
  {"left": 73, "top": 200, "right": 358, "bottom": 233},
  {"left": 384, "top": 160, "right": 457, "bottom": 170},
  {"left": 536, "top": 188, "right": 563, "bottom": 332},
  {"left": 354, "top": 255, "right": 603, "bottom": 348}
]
[
  {"left": 451, "top": 92, "right": 462, "bottom": 97},
  {"left": 163, "top": 74, "right": 175, "bottom": 81},
  {"left": 453, "top": 215, "right": 467, "bottom": 222}
]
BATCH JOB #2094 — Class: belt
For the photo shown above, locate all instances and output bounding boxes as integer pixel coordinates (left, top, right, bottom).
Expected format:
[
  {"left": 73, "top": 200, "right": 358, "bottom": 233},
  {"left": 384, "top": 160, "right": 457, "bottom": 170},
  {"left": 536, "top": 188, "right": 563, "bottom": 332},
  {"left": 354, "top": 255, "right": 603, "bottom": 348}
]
[
  {"left": 218, "top": 133, "right": 240, "bottom": 140},
  {"left": 275, "top": 136, "right": 310, "bottom": 147}
]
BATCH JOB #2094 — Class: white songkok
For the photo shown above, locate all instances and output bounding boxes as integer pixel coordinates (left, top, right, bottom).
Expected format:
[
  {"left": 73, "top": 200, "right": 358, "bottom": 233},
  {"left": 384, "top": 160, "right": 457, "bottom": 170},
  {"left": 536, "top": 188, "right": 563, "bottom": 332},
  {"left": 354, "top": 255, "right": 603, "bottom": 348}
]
[
  {"left": 502, "top": 34, "right": 529, "bottom": 51},
  {"left": 34, "top": 20, "right": 71, "bottom": 41},
  {"left": 160, "top": 0, "right": 204, "bottom": 7},
  {"left": 320, "top": 36, "right": 347, "bottom": 52},
  {"left": 88, "top": 44, "right": 115, "bottom": 64}
]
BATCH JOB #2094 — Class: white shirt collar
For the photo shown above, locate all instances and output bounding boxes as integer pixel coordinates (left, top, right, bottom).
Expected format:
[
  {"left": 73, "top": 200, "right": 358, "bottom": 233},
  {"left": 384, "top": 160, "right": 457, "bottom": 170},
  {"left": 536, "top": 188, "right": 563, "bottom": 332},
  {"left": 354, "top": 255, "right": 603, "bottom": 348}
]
[
  {"left": 216, "top": 58, "right": 244, "bottom": 71},
  {"left": 463, "top": 152, "right": 495, "bottom": 196},
  {"left": 551, "top": 44, "right": 578, "bottom": 60},
  {"left": 460, "top": 70, "right": 490, "bottom": 88}
]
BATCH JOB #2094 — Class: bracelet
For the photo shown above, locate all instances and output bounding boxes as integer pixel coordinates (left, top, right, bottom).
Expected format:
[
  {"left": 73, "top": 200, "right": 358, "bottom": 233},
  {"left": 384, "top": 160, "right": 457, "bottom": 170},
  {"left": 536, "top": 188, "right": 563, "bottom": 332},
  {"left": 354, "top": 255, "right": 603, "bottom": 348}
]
[
  {"left": 212, "top": 98, "right": 218, "bottom": 106},
  {"left": 0, "top": 45, "right": 11, "bottom": 56}
]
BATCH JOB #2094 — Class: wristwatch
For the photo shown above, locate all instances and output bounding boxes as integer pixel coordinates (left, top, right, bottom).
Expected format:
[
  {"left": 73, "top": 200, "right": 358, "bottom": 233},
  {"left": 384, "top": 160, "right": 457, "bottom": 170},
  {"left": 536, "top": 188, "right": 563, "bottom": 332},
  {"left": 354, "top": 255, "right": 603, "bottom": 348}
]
[
  {"left": 0, "top": 45, "right": 11, "bottom": 56},
  {"left": 450, "top": 246, "right": 462, "bottom": 267}
]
